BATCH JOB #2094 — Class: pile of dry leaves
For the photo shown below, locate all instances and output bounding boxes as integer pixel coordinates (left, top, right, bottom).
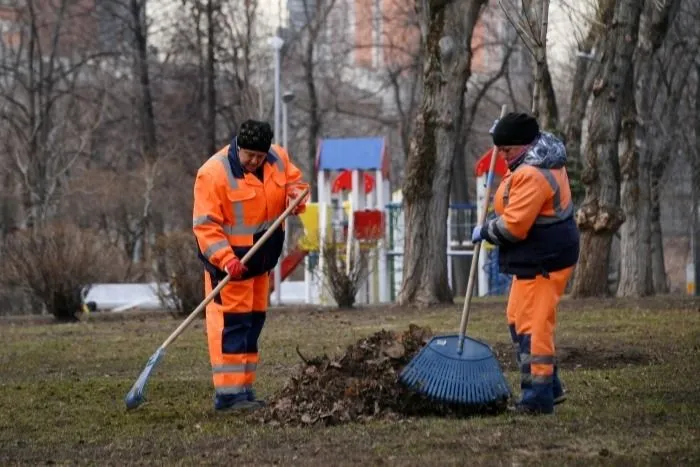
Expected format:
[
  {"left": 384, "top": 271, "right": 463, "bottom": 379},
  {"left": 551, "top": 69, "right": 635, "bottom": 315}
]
[{"left": 258, "top": 324, "right": 504, "bottom": 427}]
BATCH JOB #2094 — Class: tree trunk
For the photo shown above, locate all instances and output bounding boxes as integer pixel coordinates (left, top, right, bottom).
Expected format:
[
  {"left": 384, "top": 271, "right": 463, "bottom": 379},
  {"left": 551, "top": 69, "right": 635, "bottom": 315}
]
[
  {"left": 131, "top": 0, "right": 157, "bottom": 161},
  {"left": 304, "top": 34, "right": 321, "bottom": 201},
  {"left": 616, "top": 0, "right": 677, "bottom": 297},
  {"left": 563, "top": 0, "right": 614, "bottom": 205},
  {"left": 205, "top": 0, "right": 217, "bottom": 156},
  {"left": 693, "top": 170, "right": 700, "bottom": 297},
  {"left": 130, "top": 0, "right": 157, "bottom": 266},
  {"left": 649, "top": 163, "right": 668, "bottom": 293},
  {"left": 397, "top": 0, "right": 485, "bottom": 306},
  {"left": 519, "top": 0, "right": 558, "bottom": 130},
  {"left": 647, "top": 13, "right": 690, "bottom": 294},
  {"left": 693, "top": 64, "right": 700, "bottom": 295},
  {"left": 571, "top": 0, "right": 644, "bottom": 298},
  {"left": 616, "top": 67, "right": 652, "bottom": 296},
  {"left": 537, "top": 58, "right": 559, "bottom": 131},
  {"left": 648, "top": 135, "right": 672, "bottom": 296}
]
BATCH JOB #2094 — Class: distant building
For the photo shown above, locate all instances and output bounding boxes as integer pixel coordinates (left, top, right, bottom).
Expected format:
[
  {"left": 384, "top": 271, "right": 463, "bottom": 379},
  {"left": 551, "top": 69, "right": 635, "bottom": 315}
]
[
  {"left": 285, "top": 0, "right": 530, "bottom": 75},
  {"left": 0, "top": 0, "right": 134, "bottom": 57}
]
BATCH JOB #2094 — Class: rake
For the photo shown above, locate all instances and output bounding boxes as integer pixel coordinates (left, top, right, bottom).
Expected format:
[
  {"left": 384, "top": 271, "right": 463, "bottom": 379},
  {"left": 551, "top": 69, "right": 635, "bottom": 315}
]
[
  {"left": 399, "top": 106, "right": 511, "bottom": 408},
  {"left": 124, "top": 187, "right": 310, "bottom": 410}
]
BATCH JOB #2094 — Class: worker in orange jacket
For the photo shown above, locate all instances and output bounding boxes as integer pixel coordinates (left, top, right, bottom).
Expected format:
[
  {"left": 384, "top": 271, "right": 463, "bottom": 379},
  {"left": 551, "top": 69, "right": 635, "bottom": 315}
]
[
  {"left": 471, "top": 112, "right": 579, "bottom": 415},
  {"left": 193, "top": 119, "right": 309, "bottom": 412}
]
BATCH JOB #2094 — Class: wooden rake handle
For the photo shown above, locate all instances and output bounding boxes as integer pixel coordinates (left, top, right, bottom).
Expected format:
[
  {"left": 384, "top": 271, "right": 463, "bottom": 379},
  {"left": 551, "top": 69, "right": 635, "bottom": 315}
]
[
  {"left": 456, "top": 104, "right": 507, "bottom": 353},
  {"left": 159, "top": 186, "right": 310, "bottom": 350}
]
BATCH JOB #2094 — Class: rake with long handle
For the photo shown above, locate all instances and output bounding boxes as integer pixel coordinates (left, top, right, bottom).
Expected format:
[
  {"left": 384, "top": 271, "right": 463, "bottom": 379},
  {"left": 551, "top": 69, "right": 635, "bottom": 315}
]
[
  {"left": 456, "top": 105, "right": 506, "bottom": 354},
  {"left": 124, "top": 186, "right": 310, "bottom": 410},
  {"left": 398, "top": 105, "right": 511, "bottom": 407}
]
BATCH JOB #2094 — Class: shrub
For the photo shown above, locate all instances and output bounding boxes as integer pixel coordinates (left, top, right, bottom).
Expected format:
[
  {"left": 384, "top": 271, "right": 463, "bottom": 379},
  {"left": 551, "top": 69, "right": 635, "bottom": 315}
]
[
  {"left": 317, "top": 235, "right": 371, "bottom": 309},
  {"left": 152, "top": 231, "right": 204, "bottom": 316},
  {"left": 0, "top": 223, "right": 131, "bottom": 321}
]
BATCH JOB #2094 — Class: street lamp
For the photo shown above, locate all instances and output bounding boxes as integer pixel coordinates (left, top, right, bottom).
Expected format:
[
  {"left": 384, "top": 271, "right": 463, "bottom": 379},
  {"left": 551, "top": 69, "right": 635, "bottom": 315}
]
[
  {"left": 268, "top": 35, "right": 284, "bottom": 306},
  {"left": 280, "top": 90, "right": 296, "bottom": 297},
  {"left": 268, "top": 35, "right": 284, "bottom": 147},
  {"left": 282, "top": 90, "right": 294, "bottom": 150}
]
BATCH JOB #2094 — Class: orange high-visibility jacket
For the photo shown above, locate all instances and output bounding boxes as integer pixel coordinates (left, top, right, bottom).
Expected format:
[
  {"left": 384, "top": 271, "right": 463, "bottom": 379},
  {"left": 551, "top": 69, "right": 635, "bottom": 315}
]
[
  {"left": 193, "top": 140, "right": 308, "bottom": 280},
  {"left": 480, "top": 132, "right": 579, "bottom": 278}
]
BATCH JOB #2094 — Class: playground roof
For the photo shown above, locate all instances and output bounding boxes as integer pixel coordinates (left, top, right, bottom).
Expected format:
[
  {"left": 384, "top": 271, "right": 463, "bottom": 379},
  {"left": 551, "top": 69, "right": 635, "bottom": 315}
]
[
  {"left": 316, "top": 137, "right": 389, "bottom": 177},
  {"left": 474, "top": 147, "right": 508, "bottom": 177}
]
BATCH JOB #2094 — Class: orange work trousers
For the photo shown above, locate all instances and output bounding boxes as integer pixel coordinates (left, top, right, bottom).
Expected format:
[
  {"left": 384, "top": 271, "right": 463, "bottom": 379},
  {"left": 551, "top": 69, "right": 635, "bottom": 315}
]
[
  {"left": 204, "top": 272, "right": 269, "bottom": 399},
  {"left": 506, "top": 266, "right": 573, "bottom": 394}
]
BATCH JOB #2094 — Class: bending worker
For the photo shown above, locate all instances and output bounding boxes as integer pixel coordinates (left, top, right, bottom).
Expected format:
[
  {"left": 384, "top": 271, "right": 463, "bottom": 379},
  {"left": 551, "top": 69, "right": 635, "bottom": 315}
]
[
  {"left": 193, "top": 119, "right": 308, "bottom": 412},
  {"left": 472, "top": 112, "right": 580, "bottom": 415}
]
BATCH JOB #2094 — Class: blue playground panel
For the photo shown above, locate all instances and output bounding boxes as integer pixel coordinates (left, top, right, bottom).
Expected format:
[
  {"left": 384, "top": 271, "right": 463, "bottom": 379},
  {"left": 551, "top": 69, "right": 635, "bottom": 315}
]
[{"left": 317, "top": 137, "right": 386, "bottom": 171}]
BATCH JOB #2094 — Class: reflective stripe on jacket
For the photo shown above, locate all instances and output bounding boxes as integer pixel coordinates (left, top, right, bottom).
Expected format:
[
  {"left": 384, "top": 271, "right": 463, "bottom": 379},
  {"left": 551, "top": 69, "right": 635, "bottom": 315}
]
[
  {"left": 193, "top": 139, "right": 308, "bottom": 280},
  {"left": 481, "top": 162, "right": 579, "bottom": 278}
]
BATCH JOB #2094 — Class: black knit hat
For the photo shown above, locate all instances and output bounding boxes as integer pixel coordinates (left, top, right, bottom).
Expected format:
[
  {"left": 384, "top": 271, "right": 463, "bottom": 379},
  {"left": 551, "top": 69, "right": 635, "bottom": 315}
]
[
  {"left": 491, "top": 112, "right": 540, "bottom": 146},
  {"left": 237, "top": 119, "right": 273, "bottom": 152}
]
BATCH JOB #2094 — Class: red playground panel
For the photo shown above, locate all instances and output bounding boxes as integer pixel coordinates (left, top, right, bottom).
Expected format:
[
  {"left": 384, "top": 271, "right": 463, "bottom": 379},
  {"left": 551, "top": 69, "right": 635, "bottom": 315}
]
[
  {"left": 353, "top": 210, "right": 384, "bottom": 240},
  {"left": 268, "top": 248, "right": 308, "bottom": 293}
]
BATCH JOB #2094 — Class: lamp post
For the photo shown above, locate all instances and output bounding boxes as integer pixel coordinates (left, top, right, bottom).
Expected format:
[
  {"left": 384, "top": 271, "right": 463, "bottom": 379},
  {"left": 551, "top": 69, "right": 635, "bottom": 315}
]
[
  {"left": 268, "top": 35, "right": 284, "bottom": 143},
  {"left": 280, "top": 90, "right": 295, "bottom": 299},
  {"left": 268, "top": 35, "right": 284, "bottom": 306},
  {"left": 282, "top": 90, "right": 294, "bottom": 149}
]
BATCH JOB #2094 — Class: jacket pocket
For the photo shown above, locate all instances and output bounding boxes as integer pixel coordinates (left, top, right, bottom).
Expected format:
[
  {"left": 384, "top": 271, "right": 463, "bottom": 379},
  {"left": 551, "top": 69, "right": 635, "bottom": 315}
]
[
  {"left": 272, "top": 170, "right": 286, "bottom": 187},
  {"left": 226, "top": 188, "right": 257, "bottom": 227},
  {"left": 226, "top": 188, "right": 256, "bottom": 203},
  {"left": 268, "top": 171, "right": 287, "bottom": 214}
]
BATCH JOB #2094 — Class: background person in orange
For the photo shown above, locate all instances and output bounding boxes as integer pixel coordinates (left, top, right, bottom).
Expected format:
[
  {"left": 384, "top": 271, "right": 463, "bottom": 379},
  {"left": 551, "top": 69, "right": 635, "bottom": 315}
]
[
  {"left": 192, "top": 119, "right": 309, "bottom": 412},
  {"left": 471, "top": 112, "right": 580, "bottom": 415}
]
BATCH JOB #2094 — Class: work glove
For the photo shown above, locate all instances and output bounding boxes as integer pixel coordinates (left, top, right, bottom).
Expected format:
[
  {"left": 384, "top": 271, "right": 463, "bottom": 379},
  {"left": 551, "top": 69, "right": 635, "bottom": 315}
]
[
  {"left": 224, "top": 257, "right": 247, "bottom": 279},
  {"left": 287, "top": 186, "right": 309, "bottom": 215},
  {"left": 471, "top": 225, "right": 483, "bottom": 243}
]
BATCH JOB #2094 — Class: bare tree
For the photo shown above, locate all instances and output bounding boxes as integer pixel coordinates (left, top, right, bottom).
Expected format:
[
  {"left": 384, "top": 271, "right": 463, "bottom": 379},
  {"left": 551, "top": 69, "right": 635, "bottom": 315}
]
[
  {"left": 129, "top": 0, "right": 159, "bottom": 264},
  {"left": 563, "top": 0, "right": 616, "bottom": 205},
  {"left": 616, "top": 0, "right": 681, "bottom": 297},
  {"left": 379, "top": 1, "right": 424, "bottom": 162},
  {"left": 646, "top": 8, "right": 697, "bottom": 293},
  {"left": 204, "top": 0, "right": 220, "bottom": 156},
  {"left": 0, "top": 1, "right": 109, "bottom": 228},
  {"left": 282, "top": 0, "right": 341, "bottom": 198},
  {"left": 571, "top": 0, "right": 644, "bottom": 297},
  {"left": 397, "top": 0, "right": 487, "bottom": 306},
  {"left": 693, "top": 59, "right": 700, "bottom": 296},
  {"left": 498, "top": 0, "right": 558, "bottom": 130}
]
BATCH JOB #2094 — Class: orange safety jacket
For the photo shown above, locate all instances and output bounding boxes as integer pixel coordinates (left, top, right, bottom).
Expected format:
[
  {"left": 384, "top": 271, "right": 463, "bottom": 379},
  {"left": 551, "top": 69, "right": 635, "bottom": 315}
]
[
  {"left": 192, "top": 139, "right": 308, "bottom": 281},
  {"left": 480, "top": 132, "right": 579, "bottom": 278}
]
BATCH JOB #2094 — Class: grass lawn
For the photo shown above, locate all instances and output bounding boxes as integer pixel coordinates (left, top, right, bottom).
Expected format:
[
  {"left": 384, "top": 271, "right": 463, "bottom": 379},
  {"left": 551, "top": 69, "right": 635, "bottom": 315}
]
[{"left": 1, "top": 296, "right": 699, "bottom": 465}]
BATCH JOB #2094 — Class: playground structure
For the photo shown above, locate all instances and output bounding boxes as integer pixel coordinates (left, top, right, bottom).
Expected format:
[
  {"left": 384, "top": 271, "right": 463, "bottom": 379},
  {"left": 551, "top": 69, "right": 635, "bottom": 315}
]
[{"left": 269, "top": 138, "right": 513, "bottom": 306}]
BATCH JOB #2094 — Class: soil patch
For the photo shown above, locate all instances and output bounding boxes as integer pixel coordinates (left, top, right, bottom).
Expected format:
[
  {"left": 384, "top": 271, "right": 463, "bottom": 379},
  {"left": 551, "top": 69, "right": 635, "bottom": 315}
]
[
  {"left": 556, "top": 345, "right": 652, "bottom": 369},
  {"left": 491, "top": 342, "right": 653, "bottom": 372},
  {"left": 258, "top": 324, "right": 507, "bottom": 427}
]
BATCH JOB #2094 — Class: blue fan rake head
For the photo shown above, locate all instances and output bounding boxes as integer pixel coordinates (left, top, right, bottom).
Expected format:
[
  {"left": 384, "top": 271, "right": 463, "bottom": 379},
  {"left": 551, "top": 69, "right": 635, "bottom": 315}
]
[
  {"left": 399, "top": 334, "right": 511, "bottom": 406},
  {"left": 124, "top": 348, "right": 165, "bottom": 410}
]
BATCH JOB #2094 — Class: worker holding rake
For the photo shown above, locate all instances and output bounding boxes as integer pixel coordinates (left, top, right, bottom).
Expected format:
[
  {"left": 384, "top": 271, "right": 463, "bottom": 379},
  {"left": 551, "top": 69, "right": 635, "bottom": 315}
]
[
  {"left": 472, "top": 112, "right": 580, "bottom": 415},
  {"left": 193, "top": 119, "right": 309, "bottom": 412}
]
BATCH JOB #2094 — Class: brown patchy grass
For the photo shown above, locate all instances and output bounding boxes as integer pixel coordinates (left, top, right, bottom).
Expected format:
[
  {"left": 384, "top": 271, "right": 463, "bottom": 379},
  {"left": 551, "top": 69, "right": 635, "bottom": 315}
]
[{"left": 1, "top": 296, "right": 699, "bottom": 465}]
